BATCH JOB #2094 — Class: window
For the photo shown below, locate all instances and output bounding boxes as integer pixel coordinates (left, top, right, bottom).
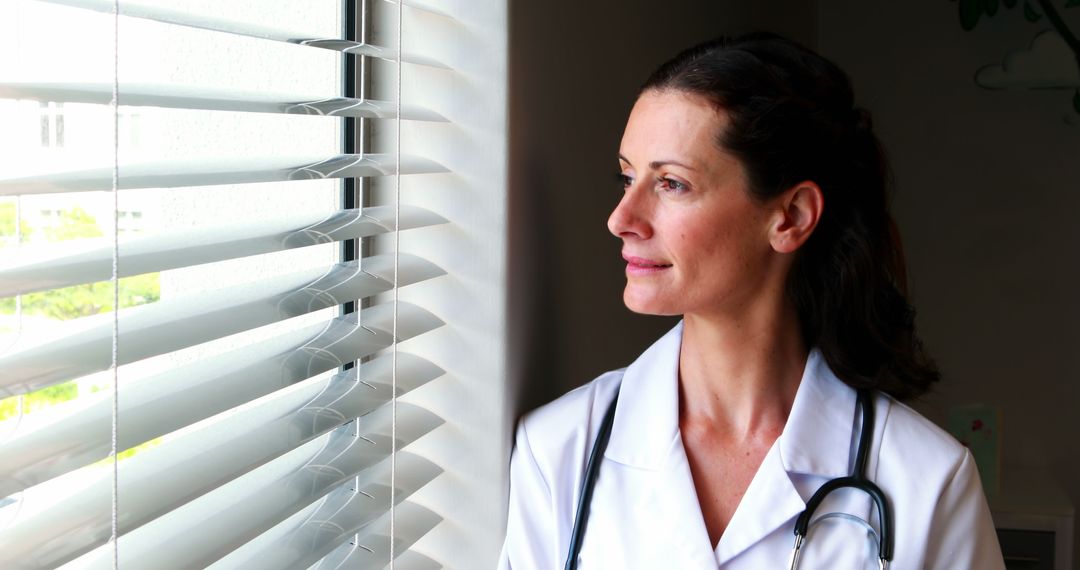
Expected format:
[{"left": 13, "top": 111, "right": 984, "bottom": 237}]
[
  {"left": 38, "top": 102, "right": 64, "bottom": 148},
  {"left": 0, "top": 0, "right": 509, "bottom": 567}
]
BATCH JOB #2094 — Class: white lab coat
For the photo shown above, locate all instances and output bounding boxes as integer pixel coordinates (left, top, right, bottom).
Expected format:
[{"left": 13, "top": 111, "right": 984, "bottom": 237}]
[{"left": 499, "top": 323, "right": 1005, "bottom": 569}]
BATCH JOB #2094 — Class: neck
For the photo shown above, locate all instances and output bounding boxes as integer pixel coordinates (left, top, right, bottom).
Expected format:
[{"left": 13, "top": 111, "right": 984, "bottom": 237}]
[{"left": 678, "top": 299, "right": 807, "bottom": 441}]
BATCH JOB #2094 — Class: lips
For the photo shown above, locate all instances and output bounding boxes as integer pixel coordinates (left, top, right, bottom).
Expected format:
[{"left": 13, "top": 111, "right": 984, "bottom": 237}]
[{"left": 623, "top": 254, "right": 672, "bottom": 274}]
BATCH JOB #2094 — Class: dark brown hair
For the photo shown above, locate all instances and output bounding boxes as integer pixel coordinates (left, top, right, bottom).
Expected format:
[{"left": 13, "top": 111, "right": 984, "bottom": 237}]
[{"left": 643, "top": 32, "right": 938, "bottom": 399}]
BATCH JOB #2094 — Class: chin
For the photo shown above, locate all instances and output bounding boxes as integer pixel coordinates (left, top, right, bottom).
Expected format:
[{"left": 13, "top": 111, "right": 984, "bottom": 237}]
[{"left": 623, "top": 289, "right": 681, "bottom": 316}]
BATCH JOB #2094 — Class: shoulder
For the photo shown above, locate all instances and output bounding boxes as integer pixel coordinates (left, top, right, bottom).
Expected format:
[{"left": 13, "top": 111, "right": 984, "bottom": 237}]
[
  {"left": 878, "top": 394, "right": 966, "bottom": 462},
  {"left": 518, "top": 369, "right": 624, "bottom": 464},
  {"left": 875, "top": 393, "right": 972, "bottom": 484},
  {"left": 506, "top": 368, "right": 625, "bottom": 527},
  {"left": 501, "top": 371, "right": 626, "bottom": 569},
  {"left": 873, "top": 397, "right": 1004, "bottom": 567}
]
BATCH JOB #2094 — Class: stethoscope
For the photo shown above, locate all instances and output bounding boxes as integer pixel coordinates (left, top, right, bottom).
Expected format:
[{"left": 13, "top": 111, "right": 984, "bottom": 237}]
[{"left": 564, "top": 388, "right": 893, "bottom": 570}]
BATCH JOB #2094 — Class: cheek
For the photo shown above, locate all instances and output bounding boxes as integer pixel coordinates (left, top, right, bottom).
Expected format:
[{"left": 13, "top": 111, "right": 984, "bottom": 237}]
[
  {"left": 671, "top": 226, "right": 723, "bottom": 274},
  {"left": 676, "top": 215, "right": 763, "bottom": 274}
]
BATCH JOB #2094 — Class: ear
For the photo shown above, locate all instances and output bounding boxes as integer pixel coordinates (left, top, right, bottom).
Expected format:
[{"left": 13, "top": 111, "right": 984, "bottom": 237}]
[{"left": 769, "top": 181, "right": 823, "bottom": 254}]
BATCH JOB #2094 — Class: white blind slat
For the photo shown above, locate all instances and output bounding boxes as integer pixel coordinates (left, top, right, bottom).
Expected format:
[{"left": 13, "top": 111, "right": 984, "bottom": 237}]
[
  {"left": 0, "top": 315, "right": 388, "bottom": 493},
  {"left": 304, "top": 502, "right": 441, "bottom": 570},
  {"left": 214, "top": 488, "right": 441, "bottom": 569},
  {"left": 0, "top": 303, "right": 443, "bottom": 495},
  {"left": 2, "top": 405, "right": 441, "bottom": 569},
  {"left": 67, "top": 452, "right": 441, "bottom": 570},
  {"left": 31, "top": 0, "right": 447, "bottom": 67},
  {"left": 0, "top": 255, "right": 443, "bottom": 396},
  {"left": 0, "top": 351, "right": 443, "bottom": 499},
  {"left": 396, "top": 0, "right": 453, "bottom": 18},
  {"left": 0, "top": 205, "right": 446, "bottom": 298},
  {"left": 0, "top": 82, "right": 447, "bottom": 121},
  {"left": 381, "top": 551, "right": 443, "bottom": 570},
  {"left": 0, "top": 154, "right": 447, "bottom": 196}
]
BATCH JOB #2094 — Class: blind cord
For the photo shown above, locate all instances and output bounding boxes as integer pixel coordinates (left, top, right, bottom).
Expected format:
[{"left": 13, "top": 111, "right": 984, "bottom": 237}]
[
  {"left": 110, "top": 1, "right": 120, "bottom": 568},
  {"left": 350, "top": 0, "right": 362, "bottom": 557},
  {"left": 390, "top": 0, "right": 403, "bottom": 566},
  {"left": 5, "top": 197, "right": 24, "bottom": 444}
]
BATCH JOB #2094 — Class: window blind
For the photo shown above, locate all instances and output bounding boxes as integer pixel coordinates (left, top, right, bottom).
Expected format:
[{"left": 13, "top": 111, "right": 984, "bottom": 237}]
[{"left": 0, "top": 0, "right": 458, "bottom": 568}]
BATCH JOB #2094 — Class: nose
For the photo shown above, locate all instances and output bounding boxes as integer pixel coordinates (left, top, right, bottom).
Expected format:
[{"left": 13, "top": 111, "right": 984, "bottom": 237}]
[{"left": 607, "top": 184, "right": 653, "bottom": 240}]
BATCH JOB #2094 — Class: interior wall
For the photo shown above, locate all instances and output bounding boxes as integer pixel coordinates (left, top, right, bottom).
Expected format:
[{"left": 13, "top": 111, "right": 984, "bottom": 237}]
[{"left": 817, "top": 0, "right": 1080, "bottom": 561}]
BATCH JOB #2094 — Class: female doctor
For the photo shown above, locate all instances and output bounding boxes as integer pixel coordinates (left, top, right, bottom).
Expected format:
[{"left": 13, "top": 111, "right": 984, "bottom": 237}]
[{"left": 499, "top": 33, "right": 1005, "bottom": 569}]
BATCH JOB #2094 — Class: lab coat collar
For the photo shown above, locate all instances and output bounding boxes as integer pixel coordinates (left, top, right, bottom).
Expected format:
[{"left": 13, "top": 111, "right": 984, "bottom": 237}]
[
  {"left": 603, "top": 322, "right": 861, "bottom": 564},
  {"left": 604, "top": 320, "right": 857, "bottom": 481},
  {"left": 603, "top": 322, "right": 684, "bottom": 469},
  {"left": 718, "top": 347, "right": 858, "bottom": 563},
  {"left": 778, "top": 348, "right": 858, "bottom": 479}
]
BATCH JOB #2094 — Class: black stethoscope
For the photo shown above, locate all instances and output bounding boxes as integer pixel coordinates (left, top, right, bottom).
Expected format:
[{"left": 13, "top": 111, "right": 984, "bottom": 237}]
[{"left": 564, "top": 388, "right": 893, "bottom": 570}]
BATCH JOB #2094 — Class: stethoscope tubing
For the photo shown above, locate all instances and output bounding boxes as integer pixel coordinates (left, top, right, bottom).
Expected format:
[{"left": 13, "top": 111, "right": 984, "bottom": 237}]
[
  {"left": 790, "top": 389, "right": 892, "bottom": 567},
  {"left": 564, "top": 386, "right": 893, "bottom": 569},
  {"left": 564, "top": 395, "right": 619, "bottom": 570}
]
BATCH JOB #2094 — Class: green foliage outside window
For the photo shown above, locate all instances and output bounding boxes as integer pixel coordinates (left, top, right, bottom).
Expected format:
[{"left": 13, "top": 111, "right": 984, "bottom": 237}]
[
  {"left": 0, "top": 273, "right": 161, "bottom": 320},
  {"left": 0, "top": 201, "right": 32, "bottom": 245},
  {"left": 0, "top": 205, "right": 160, "bottom": 425},
  {"left": 0, "top": 383, "right": 77, "bottom": 421},
  {"left": 43, "top": 205, "right": 101, "bottom": 241}
]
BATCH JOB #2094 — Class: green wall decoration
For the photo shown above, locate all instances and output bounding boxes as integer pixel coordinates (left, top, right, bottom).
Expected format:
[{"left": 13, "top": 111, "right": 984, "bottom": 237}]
[{"left": 951, "top": 0, "right": 1080, "bottom": 119}]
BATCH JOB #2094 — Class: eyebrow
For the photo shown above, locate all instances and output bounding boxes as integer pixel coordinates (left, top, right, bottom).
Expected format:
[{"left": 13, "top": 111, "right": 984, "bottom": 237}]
[{"left": 618, "top": 154, "right": 697, "bottom": 172}]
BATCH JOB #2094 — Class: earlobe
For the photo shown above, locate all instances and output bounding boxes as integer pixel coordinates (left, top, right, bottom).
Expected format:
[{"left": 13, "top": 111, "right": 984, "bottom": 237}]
[{"left": 770, "top": 181, "right": 823, "bottom": 254}]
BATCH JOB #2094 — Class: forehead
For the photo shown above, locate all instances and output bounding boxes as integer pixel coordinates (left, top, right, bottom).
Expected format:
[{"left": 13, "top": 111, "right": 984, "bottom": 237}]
[{"left": 619, "top": 89, "right": 728, "bottom": 165}]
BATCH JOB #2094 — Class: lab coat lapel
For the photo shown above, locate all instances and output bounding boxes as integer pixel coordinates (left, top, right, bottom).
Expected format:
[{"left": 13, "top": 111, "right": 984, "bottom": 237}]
[
  {"left": 604, "top": 323, "right": 682, "bottom": 470},
  {"left": 606, "top": 330, "right": 856, "bottom": 479},
  {"left": 713, "top": 445, "right": 805, "bottom": 565},
  {"left": 651, "top": 434, "right": 726, "bottom": 568},
  {"left": 717, "top": 349, "right": 859, "bottom": 565},
  {"left": 598, "top": 326, "right": 862, "bottom": 567},
  {"left": 778, "top": 349, "right": 858, "bottom": 480},
  {"left": 602, "top": 323, "right": 719, "bottom": 568}
]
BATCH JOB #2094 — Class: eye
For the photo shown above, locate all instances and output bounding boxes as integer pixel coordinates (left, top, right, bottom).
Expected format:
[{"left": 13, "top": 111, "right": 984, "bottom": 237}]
[
  {"left": 615, "top": 172, "right": 633, "bottom": 189},
  {"left": 657, "top": 176, "right": 689, "bottom": 194}
]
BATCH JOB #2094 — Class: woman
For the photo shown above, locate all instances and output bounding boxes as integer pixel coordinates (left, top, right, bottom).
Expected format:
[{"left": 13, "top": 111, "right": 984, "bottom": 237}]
[{"left": 500, "top": 33, "right": 1004, "bottom": 569}]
